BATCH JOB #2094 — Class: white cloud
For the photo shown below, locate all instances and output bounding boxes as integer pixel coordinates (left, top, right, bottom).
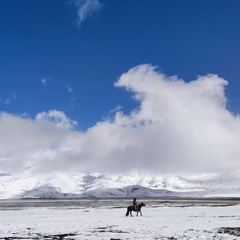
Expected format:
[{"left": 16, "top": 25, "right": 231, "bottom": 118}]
[
  {"left": 36, "top": 110, "right": 78, "bottom": 130},
  {"left": 72, "top": 0, "right": 102, "bottom": 25},
  {"left": 67, "top": 85, "right": 73, "bottom": 94},
  {"left": 0, "top": 93, "right": 17, "bottom": 105},
  {"left": 41, "top": 78, "right": 47, "bottom": 90},
  {"left": 1, "top": 64, "right": 240, "bottom": 175},
  {"left": 66, "top": 85, "right": 76, "bottom": 108}
]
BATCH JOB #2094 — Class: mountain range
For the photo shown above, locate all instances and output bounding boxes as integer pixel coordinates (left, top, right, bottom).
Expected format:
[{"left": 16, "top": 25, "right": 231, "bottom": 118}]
[{"left": 0, "top": 171, "right": 240, "bottom": 199}]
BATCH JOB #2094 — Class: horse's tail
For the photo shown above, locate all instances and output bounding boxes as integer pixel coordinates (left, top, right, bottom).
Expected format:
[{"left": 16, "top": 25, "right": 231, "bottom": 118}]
[{"left": 126, "top": 207, "right": 130, "bottom": 216}]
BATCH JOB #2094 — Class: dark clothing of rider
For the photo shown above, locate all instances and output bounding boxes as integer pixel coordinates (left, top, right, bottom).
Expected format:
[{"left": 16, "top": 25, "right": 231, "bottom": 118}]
[{"left": 133, "top": 198, "right": 137, "bottom": 210}]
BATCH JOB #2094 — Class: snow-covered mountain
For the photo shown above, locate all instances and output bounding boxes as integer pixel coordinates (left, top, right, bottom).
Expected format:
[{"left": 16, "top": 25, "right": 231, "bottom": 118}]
[{"left": 0, "top": 171, "right": 240, "bottom": 199}]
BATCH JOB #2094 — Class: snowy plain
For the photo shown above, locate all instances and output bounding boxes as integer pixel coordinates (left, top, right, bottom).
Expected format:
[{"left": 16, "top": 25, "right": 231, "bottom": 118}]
[{"left": 0, "top": 199, "right": 240, "bottom": 239}]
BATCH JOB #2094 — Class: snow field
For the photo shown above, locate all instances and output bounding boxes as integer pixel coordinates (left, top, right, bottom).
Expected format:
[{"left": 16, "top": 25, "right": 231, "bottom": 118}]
[{"left": 0, "top": 204, "right": 240, "bottom": 239}]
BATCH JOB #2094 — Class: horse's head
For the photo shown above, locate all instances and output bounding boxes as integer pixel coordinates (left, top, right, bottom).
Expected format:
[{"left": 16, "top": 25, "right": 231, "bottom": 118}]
[{"left": 140, "top": 202, "right": 145, "bottom": 207}]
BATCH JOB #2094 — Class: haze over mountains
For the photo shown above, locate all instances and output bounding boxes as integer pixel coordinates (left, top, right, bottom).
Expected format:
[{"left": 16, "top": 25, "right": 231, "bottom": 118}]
[{"left": 0, "top": 171, "right": 240, "bottom": 199}]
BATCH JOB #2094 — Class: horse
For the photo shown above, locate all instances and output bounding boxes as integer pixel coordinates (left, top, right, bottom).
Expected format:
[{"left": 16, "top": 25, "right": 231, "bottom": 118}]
[{"left": 126, "top": 202, "right": 145, "bottom": 217}]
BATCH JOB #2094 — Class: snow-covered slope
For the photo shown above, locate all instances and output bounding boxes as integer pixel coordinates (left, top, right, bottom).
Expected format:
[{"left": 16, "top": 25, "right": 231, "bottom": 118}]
[{"left": 0, "top": 171, "right": 240, "bottom": 199}]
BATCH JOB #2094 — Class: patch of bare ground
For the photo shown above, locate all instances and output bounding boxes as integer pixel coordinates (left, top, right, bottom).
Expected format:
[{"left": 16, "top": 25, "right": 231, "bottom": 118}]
[
  {"left": 0, "top": 233, "right": 77, "bottom": 240},
  {"left": 218, "top": 227, "right": 240, "bottom": 237}
]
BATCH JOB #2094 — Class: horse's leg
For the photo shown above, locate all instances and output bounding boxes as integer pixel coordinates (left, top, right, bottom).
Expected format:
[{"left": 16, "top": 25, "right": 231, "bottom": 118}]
[
  {"left": 130, "top": 210, "right": 133, "bottom": 217},
  {"left": 136, "top": 210, "right": 138, "bottom": 217},
  {"left": 140, "top": 210, "right": 142, "bottom": 216}
]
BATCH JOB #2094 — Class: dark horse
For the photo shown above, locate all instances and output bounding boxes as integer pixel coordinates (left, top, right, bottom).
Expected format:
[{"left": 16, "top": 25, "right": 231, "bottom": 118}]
[{"left": 126, "top": 202, "right": 145, "bottom": 217}]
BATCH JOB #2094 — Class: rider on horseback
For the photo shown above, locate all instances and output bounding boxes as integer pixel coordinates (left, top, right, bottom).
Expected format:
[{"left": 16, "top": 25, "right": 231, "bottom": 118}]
[{"left": 133, "top": 198, "right": 137, "bottom": 211}]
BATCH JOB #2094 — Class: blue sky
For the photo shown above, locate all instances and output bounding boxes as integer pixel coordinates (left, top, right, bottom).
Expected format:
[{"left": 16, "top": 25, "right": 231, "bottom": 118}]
[
  {"left": 1, "top": 0, "right": 240, "bottom": 174},
  {"left": 1, "top": 0, "right": 240, "bottom": 130}
]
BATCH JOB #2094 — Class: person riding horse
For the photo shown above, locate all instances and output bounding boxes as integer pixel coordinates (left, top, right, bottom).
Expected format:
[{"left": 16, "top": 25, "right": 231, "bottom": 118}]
[{"left": 126, "top": 201, "right": 145, "bottom": 217}]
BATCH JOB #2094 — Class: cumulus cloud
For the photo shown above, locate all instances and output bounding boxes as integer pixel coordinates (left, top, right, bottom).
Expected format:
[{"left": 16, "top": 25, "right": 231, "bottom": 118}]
[
  {"left": 72, "top": 0, "right": 102, "bottom": 25},
  {"left": 36, "top": 110, "right": 78, "bottom": 130},
  {"left": 1, "top": 64, "right": 240, "bottom": 175}
]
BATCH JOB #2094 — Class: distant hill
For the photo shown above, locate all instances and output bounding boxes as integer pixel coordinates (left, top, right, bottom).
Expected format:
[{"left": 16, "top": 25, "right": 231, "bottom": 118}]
[{"left": 0, "top": 171, "right": 240, "bottom": 199}]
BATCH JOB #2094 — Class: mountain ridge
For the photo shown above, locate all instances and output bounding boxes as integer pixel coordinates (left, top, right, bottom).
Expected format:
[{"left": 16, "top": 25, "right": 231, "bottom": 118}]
[{"left": 0, "top": 172, "right": 240, "bottom": 199}]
